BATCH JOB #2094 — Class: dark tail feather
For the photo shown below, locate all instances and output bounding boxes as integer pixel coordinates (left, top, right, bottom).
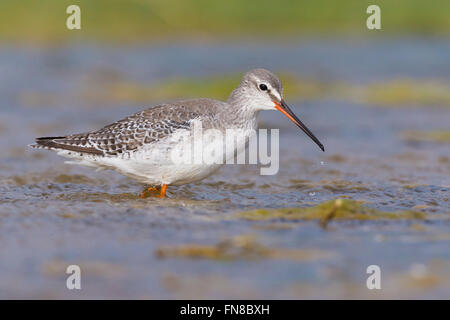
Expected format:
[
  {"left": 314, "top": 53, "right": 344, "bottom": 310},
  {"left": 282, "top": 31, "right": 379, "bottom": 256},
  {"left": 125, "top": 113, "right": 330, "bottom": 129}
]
[
  {"left": 35, "top": 136, "right": 67, "bottom": 141},
  {"left": 30, "top": 136, "right": 67, "bottom": 150},
  {"left": 29, "top": 136, "right": 103, "bottom": 155}
]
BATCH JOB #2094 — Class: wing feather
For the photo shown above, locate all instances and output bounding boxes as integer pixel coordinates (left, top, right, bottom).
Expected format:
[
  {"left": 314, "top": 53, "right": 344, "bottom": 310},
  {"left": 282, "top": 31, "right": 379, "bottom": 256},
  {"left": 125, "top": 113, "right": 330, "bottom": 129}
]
[{"left": 29, "top": 101, "right": 210, "bottom": 156}]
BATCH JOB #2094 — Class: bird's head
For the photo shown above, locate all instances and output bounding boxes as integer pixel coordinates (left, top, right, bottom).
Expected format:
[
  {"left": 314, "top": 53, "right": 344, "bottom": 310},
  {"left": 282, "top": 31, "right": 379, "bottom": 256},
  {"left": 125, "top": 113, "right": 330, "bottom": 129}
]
[{"left": 233, "top": 68, "right": 324, "bottom": 152}]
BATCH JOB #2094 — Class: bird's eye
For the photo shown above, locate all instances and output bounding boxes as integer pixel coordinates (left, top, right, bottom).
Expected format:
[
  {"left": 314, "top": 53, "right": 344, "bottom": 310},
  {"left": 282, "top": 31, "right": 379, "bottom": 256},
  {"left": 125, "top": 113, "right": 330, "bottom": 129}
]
[{"left": 259, "top": 84, "right": 268, "bottom": 91}]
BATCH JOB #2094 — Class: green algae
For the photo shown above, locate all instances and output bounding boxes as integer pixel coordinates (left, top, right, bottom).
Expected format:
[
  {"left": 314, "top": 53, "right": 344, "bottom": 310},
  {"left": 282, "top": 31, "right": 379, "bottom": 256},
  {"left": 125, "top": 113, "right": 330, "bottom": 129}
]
[
  {"left": 55, "top": 192, "right": 141, "bottom": 202},
  {"left": 237, "top": 199, "right": 425, "bottom": 222},
  {"left": 363, "top": 80, "right": 450, "bottom": 107},
  {"left": 155, "top": 235, "right": 333, "bottom": 261},
  {"left": 402, "top": 130, "right": 450, "bottom": 143}
]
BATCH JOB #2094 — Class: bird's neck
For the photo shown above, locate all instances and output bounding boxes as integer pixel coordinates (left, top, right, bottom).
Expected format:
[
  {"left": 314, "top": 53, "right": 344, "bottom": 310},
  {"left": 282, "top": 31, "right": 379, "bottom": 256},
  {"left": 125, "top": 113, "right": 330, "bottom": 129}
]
[{"left": 226, "top": 86, "right": 259, "bottom": 126}]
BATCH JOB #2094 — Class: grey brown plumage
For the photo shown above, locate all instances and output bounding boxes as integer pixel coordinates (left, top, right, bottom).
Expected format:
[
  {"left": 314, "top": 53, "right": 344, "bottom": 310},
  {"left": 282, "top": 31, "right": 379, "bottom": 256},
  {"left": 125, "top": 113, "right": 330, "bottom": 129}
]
[{"left": 30, "top": 99, "right": 220, "bottom": 157}]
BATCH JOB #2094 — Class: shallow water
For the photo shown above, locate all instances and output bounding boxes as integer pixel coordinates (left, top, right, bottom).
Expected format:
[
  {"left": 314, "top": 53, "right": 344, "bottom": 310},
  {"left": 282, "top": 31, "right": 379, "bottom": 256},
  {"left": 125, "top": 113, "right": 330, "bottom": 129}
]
[{"left": 0, "top": 39, "right": 449, "bottom": 299}]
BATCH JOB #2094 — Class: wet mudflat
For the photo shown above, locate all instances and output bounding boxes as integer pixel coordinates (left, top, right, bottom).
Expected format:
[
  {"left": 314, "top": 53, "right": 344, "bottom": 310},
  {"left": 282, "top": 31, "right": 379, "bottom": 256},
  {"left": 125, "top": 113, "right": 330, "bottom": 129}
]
[{"left": 0, "top": 39, "right": 449, "bottom": 298}]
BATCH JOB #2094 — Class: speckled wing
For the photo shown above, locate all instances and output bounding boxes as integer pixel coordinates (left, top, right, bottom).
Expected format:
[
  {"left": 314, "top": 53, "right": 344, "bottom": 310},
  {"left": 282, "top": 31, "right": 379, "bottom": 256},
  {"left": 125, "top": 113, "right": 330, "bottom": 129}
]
[{"left": 30, "top": 103, "right": 205, "bottom": 156}]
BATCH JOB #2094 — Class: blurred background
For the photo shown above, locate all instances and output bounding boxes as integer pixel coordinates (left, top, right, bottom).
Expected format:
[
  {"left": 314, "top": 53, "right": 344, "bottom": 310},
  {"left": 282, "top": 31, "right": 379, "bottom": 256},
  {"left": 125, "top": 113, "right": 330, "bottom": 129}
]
[{"left": 0, "top": 0, "right": 449, "bottom": 299}]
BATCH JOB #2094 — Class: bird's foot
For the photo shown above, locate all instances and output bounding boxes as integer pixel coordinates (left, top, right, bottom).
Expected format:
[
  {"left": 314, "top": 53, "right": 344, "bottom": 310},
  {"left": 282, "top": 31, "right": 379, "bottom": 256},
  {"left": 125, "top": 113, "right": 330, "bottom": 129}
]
[
  {"left": 140, "top": 184, "right": 167, "bottom": 198},
  {"left": 140, "top": 186, "right": 159, "bottom": 198},
  {"left": 156, "top": 184, "right": 167, "bottom": 198}
]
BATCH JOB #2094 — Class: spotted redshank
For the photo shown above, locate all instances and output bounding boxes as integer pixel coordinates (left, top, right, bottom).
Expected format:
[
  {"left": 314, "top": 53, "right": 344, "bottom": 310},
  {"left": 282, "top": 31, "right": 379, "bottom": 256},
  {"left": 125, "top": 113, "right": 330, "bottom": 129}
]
[{"left": 30, "top": 69, "right": 324, "bottom": 198}]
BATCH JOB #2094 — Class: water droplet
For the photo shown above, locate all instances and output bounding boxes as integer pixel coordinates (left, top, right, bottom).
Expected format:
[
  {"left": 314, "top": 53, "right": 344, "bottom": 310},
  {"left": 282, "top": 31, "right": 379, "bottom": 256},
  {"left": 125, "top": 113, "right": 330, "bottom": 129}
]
[{"left": 320, "top": 161, "right": 325, "bottom": 166}]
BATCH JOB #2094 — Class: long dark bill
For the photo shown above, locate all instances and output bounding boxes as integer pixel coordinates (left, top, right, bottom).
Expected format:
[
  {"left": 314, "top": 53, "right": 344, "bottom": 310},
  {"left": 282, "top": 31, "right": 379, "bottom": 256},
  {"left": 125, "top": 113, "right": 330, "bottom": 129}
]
[{"left": 274, "top": 100, "right": 325, "bottom": 152}]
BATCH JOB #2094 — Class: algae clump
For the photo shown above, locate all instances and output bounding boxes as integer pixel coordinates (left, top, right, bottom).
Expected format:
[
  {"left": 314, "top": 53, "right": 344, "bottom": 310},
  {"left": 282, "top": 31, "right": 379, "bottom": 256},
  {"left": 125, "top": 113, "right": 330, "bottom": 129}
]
[
  {"left": 238, "top": 199, "right": 425, "bottom": 223},
  {"left": 402, "top": 130, "right": 450, "bottom": 143},
  {"left": 155, "top": 235, "right": 333, "bottom": 261}
]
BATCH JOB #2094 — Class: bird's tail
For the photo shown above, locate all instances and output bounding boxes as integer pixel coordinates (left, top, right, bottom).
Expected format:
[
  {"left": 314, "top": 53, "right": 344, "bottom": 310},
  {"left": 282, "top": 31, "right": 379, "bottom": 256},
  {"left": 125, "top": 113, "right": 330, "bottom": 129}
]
[
  {"left": 29, "top": 135, "right": 104, "bottom": 155},
  {"left": 29, "top": 136, "right": 68, "bottom": 151}
]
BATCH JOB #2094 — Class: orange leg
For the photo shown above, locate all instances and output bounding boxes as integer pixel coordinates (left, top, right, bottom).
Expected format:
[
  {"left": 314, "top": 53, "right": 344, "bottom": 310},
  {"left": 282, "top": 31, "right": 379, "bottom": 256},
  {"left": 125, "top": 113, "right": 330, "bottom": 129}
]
[
  {"left": 140, "top": 186, "right": 159, "bottom": 199},
  {"left": 157, "top": 184, "right": 167, "bottom": 198},
  {"left": 140, "top": 184, "right": 168, "bottom": 198}
]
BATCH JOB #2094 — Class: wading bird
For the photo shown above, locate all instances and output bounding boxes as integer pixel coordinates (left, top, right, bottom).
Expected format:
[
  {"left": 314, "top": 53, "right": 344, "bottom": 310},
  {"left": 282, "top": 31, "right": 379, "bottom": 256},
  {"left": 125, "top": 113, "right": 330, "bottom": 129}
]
[{"left": 30, "top": 69, "right": 324, "bottom": 198}]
